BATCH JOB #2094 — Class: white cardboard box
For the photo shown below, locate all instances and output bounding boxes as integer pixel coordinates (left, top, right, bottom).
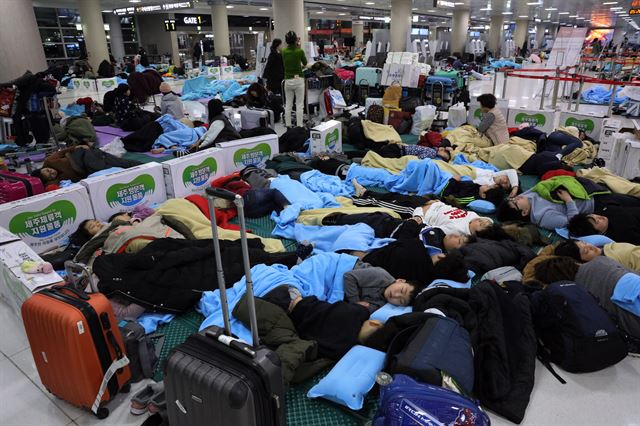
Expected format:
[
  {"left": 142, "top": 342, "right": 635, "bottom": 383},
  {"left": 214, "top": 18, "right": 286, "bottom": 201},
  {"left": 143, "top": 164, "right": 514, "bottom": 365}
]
[
  {"left": 607, "top": 132, "right": 637, "bottom": 173},
  {"left": 467, "top": 99, "right": 509, "bottom": 127},
  {"left": 96, "top": 77, "right": 118, "bottom": 92},
  {"left": 0, "top": 233, "right": 64, "bottom": 317},
  {"left": 0, "top": 185, "right": 94, "bottom": 254},
  {"left": 216, "top": 134, "right": 279, "bottom": 174},
  {"left": 80, "top": 163, "right": 167, "bottom": 221},
  {"left": 557, "top": 111, "right": 605, "bottom": 139},
  {"left": 162, "top": 147, "right": 226, "bottom": 198},
  {"left": 381, "top": 63, "right": 404, "bottom": 86},
  {"left": 597, "top": 119, "right": 623, "bottom": 160},
  {"left": 507, "top": 107, "right": 556, "bottom": 134},
  {"left": 310, "top": 120, "right": 342, "bottom": 154},
  {"left": 401, "top": 64, "right": 421, "bottom": 88}
]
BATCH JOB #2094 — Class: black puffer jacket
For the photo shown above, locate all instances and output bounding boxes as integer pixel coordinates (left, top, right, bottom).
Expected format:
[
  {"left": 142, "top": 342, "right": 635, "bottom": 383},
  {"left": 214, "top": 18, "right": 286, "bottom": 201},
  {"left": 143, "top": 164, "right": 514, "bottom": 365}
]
[
  {"left": 94, "top": 238, "right": 298, "bottom": 313},
  {"left": 454, "top": 238, "right": 536, "bottom": 275},
  {"left": 412, "top": 281, "right": 536, "bottom": 424}
]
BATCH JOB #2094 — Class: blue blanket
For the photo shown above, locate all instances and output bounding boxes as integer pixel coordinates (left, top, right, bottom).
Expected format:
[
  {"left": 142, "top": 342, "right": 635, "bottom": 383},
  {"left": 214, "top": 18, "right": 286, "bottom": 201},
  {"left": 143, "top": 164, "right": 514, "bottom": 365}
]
[
  {"left": 612, "top": 273, "right": 640, "bottom": 316},
  {"left": 61, "top": 104, "right": 86, "bottom": 117},
  {"left": 272, "top": 222, "right": 394, "bottom": 252},
  {"left": 346, "top": 159, "right": 452, "bottom": 196},
  {"left": 300, "top": 170, "right": 354, "bottom": 197},
  {"left": 197, "top": 253, "right": 358, "bottom": 342},
  {"left": 490, "top": 60, "right": 522, "bottom": 69},
  {"left": 153, "top": 115, "right": 206, "bottom": 149},
  {"left": 581, "top": 85, "right": 628, "bottom": 105},
  {"left": 181, "top": 77, "right": 250, "bottom": 102},
  {"left": 452, "top": 154, "right": 499, "bottom": 172}
]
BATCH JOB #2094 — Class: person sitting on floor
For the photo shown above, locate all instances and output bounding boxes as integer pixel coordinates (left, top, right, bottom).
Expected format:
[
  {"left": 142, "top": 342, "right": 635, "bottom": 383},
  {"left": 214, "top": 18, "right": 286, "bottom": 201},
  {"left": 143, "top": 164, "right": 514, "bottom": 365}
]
[
  {"left": 179, "top": 99, "right": 241, "bottom": 155},
  {"left": 343, "top": 263, "right": 423, "bottom": 313},
  {"left": 158, "top": 81, "right": 184, "bottom": 120},
  {"left": 31, "top": 145, "right": 140, "bottom": 186},
  {"left": 113, "top": 84, "right": 158, "bottom": 131},
  {"left": 555, "top": 239, "right": 640, "bottom": 273},
  {"left": 567, "top": 207, "right": 640, "bottom": 245},
  {"left": 413, "top": 199, "right": 493, "bottom": 236}
]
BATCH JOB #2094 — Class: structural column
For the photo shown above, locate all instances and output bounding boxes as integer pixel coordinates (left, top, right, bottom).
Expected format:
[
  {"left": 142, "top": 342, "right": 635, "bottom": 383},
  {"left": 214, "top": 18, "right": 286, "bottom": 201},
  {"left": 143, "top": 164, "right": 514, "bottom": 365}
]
[
  {"left": 390, "top": 0, "right": 412, "bottom": 52},
  {"left": 78, "top": 0, "right": 110, "bottom": 71},
  {"left": 211, "top": 0, "right": 231, "bottom": 56},
  {"left": 488, "top": 15, "right": 504, "bottom": 56},
  {"left": 168, "top": 13, "right": 181, "bottom": 66},
  {"left": 272, "top": 0, "right": 306, "bottom": 45},
  {"left": 535, "top": 24, "right": 546, "bottom": 49},
  {"left": 0, "top": 0, "right": 46, "bottom": 81},
  {"left": 106, "top": 13, "right": 125, "bottom": 62},
  {"left": 429, "top": 25, "right": 438, "bottom": 61},
  {"left": 451, "top": 9, "right": 470, "bottom": 56},
  {"left": 514, "top": 18, "right": 529, "bottom": 52},
  {"left": 352, "top": 21, "right": 364, "bottom": 46}
]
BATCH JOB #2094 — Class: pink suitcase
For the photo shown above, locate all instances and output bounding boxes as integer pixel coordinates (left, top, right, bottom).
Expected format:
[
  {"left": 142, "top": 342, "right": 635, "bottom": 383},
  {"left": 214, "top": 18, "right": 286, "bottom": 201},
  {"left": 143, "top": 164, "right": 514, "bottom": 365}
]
[{"left": 0, "top": 170, "right": 45, "bottom": 203}]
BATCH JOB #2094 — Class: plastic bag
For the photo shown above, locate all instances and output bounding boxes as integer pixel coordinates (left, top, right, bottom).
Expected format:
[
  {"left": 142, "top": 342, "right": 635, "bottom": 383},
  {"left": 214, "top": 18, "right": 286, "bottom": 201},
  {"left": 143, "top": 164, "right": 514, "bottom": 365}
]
[
  {"left": 447, "top": 102, "right": 467, "bottom": 128},
  {"left": 329, "top": 89, "right": 347, "bottom": 108},
  {"left": 411, "top": 105, "right": 437, "bottom": 135},
  {"left": 100, "top": 137, "right": 126, "bottom": 157}
]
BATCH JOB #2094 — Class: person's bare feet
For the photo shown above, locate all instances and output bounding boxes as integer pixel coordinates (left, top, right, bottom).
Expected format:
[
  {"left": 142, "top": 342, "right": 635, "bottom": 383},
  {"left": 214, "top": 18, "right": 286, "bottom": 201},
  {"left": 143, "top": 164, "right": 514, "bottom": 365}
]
[{"left": 351, "top": 178, "right": 366, "bottom": 197}]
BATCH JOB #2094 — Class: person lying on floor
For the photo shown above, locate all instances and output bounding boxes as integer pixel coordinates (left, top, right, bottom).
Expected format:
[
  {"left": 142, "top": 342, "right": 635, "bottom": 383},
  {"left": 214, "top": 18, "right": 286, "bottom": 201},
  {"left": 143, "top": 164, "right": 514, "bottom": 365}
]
[
  {"left": 343, "top": 262, "right": 424, "bottom": 312},
  {"left": 555, "top": 239, "right": 640, "bottom": 273},
  {"left": 470, "top": 168, "right": 520, "bottom": 198},
  {"left": 257, "top": 286, "right": 383, "bottom": 361},
  {"left": 538, "top": 126, "right": 591, "bottom": 159},
  {"left": 377, "top": 143, "right": 454, "bottom": 161},
  {"left": 413, "top": 199, "right": 493, "bottom": 236},
  {"left": 532, "top": 256, "right": 640, "bottom": 344},
  {"left": 350, "top": 179, "right": 432, "bottom": 218},
  {"left": 497, "top": 178, "right": 640, "bottom": 230},
  {"left": 567, "top": 207, "right": 640, "bottom": 245},
  {"left": 31, "top": 145, "right": 141, "bottom": 186},
  {"left": 441, "top": 175, "right": 507, "bottom": 207}
]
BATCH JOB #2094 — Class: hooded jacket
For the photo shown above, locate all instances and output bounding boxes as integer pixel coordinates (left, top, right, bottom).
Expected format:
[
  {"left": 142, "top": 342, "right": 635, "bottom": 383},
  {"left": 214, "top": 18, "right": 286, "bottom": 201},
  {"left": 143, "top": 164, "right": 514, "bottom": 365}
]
[
  {"left": 454, "top": 238, "right": 536, "bottom": 275},
  {"left": 160, "top": 92, "right": 184, "bottom": 120},
  {"left": 42, "top": 146, "right": 139, "bottom": 184}
]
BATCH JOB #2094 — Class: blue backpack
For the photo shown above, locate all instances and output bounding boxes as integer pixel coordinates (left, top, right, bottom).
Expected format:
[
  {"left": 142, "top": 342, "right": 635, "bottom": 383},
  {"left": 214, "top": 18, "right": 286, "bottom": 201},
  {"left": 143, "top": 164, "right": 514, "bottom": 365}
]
[
  {"left": 532, "top": 281, "right": 628, "bottom": 377},
  {"left": 374, "top": 374, "right": 490, "bottom": 426}
]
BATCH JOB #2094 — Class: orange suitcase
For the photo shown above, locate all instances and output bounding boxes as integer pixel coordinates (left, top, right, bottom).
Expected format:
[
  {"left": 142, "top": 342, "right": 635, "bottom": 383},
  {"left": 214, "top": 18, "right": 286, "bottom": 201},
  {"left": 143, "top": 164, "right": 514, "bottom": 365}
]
[{"left": 21, "top": 285, "right": 131, "bottom": 419}]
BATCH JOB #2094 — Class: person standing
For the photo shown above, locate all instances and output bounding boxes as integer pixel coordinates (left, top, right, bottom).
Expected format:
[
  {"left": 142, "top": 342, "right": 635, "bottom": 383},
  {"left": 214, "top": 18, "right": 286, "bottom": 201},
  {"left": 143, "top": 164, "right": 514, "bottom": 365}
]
[
  {"left": 282, "top": 31, "right": 307, "bottom": 128},
  {"left": 262, "top": 38, "right": 284, "bottom": 94}
]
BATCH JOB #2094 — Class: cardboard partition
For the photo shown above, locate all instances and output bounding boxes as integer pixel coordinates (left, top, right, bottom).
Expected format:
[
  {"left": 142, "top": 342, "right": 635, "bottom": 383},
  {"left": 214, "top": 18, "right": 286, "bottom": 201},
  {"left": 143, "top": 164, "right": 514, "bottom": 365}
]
[
  {"left": 597, "top": 119, "right": 624, "bottom": 160},
  {"left": 162, "top": 147, "right": 226, "bottom": 199},
  {"left": 0, "top": 185, "right": 94, "bottom": 254},
  {"left": 381, "top": 63, "right": 404, "bottom": 86},
  {"left": 96, "top": 77, "right": 118, "bottom": 92},
  {"left": 310, "top": 120, "right": 342, "bottom": 154},
  {"left": 401, "top": 65, "right": 421, "bottom": 88},
  {"left": 557, "top": 111, "right": 605, "bottom": 139},
  {"left": 507, "top": 107, "right": 556, "bottom": 134},
  {"left": 467, "top": 99, "right": 509, "bottom": 127},
  {"left": 0, "top": 229, "right": 64, "bottom": 317},
  {"left": 216, "top": 134, "right": 279, "bottom": 173},
  {"left": 80, "top": 163, "right": 167, "bottom": 221},
  {"left": 207, "top": 66, "right": 221, "bottom": 79},
  {"left": 607, "top": 132, "right": 638, "bottom": 173}
]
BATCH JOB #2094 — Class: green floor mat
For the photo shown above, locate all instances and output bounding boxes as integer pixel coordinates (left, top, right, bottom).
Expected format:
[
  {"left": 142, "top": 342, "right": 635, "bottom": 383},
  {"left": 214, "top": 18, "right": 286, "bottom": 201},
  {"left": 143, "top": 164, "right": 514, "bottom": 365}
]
[
  {"left": 229, "top": 215, "right": 297, "bottom": 252},
  {"left": 400, "top": 134, "right": 419, "bottom": 145},
  {"left": 152, "top": 310, "right": 205, "bottom": 381},
  {"left": 123, "top": 151, "right": 173, "bottom": 164}
]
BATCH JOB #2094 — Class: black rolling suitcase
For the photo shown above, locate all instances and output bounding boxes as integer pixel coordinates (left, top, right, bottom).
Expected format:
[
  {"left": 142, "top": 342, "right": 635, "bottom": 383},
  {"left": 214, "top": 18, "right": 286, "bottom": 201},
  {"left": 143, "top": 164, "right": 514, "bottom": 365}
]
[{"left": 164, "top": 187, "right": 286, "bottom": 426}]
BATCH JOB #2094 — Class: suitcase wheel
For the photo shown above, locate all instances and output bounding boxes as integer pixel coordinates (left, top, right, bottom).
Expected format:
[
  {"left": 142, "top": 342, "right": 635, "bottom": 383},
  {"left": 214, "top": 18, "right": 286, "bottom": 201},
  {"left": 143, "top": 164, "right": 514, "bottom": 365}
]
[{"left": 95, "top": 407, "right": 109, "bottom": 419}]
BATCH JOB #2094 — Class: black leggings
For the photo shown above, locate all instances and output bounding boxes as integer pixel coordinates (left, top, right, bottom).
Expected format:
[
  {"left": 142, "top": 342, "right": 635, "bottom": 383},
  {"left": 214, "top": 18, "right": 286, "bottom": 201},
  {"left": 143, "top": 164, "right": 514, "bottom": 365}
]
[
  {"left": 518, "top": 152, "right": 569, "bottom": 177},
  {"left": 322, "top": 212, "right": 422, "bottom": 239},
  {"left": 352, "top": 191, "right": 430, "bottom": 219}
]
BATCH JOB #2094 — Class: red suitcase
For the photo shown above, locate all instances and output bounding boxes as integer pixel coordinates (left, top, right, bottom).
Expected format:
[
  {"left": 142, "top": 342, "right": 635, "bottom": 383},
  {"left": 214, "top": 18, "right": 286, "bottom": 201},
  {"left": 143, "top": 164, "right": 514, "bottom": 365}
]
[
  {"left": 22, "top": 286, "right": 132, "bottom": 419},
  {"left": 0, "top": 170, "right": 45, "bottom": 203}
]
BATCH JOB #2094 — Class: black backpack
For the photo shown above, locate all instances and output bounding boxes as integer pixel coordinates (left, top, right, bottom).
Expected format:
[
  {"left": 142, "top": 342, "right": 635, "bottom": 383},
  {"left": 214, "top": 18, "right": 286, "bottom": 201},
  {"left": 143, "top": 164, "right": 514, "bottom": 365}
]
[{"left": 531, "top": 281, "right": 628, "bottom": 378}]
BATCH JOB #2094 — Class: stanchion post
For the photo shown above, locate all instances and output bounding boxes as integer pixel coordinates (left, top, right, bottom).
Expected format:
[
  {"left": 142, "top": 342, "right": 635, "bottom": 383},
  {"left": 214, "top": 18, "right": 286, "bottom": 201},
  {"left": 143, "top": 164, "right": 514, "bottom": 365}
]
[
  {"left": 502, "top": 70, "right": 508, "bottom": 100},
  {"left": 492, "top": 69, "right": 499, "bottom": 96},
  {"left": 574, "top": 78, "right": 584, "bottom": 112},
  {"left": 540, "top": 76, "right": 548, "bottom": 110},
  {"left": 608, "top": 84, "right": 617, "bottom": 116},
  {"left": 551, "top": 67, "right": 560, "bottom": 110},
  {"left": 566, "top": 74, "right": 575, "bottom": 111}
]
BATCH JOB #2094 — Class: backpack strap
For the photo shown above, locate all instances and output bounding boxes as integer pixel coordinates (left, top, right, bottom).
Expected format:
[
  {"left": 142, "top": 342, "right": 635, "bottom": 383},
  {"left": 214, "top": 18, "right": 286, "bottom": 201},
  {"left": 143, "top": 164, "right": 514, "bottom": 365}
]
[{"left": 536, "top": 341, "right": 566, "bottom": 384}]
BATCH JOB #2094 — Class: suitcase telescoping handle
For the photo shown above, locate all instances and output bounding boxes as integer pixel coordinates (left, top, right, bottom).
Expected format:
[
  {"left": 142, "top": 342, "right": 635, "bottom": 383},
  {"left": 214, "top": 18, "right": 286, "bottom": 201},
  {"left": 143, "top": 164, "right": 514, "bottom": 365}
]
[{"left": 205, "top": 187, "right": 260, "bottom": 348}]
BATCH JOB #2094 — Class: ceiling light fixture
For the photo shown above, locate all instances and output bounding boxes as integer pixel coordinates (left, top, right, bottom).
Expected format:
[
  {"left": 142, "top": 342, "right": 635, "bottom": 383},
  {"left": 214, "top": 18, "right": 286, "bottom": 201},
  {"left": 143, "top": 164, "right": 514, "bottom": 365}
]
[
  {"left": 603, "top": 1, "right": 618, "bottom": 3},
  {"left": 412, "top": 7, "right": 418, "bottom": 10},
  {"left": 518, "top": 15, "right": 528, "bottom": 17},
  {"left": 480, "top": 7, "right": 492, "bottom": 11},
  {"left": 454, "top": 2, "right": 465, "bottom": 4},
  {"left": 502, "top": 12, "right": 513, "bottom": 15},
  {"left": 569, "top": 15, "right": 578, "bottom": 17},
  {"left": 545, "top": 7, "right": 557, "bottom": 11},
  {"left": 129, "top": 0, "right": 141, "bottom": 3},
  {"left": 225, "top": 5, "right": 234, "bottom": 8},
  {"left": 526, "top": 1, "right": 542, "bottom": 5},
  {"left": 558, "top": 12, "right": 570, "bottom": 14},
  {"left": 339, "top": 12, "right": 347, "bottom": 15},
  {"left": 259, "top": 7, "right": 269, "bottom": 10},
  {"left": 365, "top": 1, "right": 375, "bottom": 4},
  {"left": 610, "top": 6, "right": 623, "bottom": 10}
]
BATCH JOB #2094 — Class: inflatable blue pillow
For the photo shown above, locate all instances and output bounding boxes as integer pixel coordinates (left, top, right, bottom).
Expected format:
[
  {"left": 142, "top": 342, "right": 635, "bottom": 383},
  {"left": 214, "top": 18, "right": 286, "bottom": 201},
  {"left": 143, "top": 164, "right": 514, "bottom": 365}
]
[
  {"left": 578, "top": 234, "right": 615, "bottom": 247},
  {"left": 369, "top": 304, "right": 412, "bottom": 323},
  {"left": 307, "top": 345, "right": 386, "bottom": 410},
  {"left": 467, "top": 199, "right": 496, "bottom": 214}
]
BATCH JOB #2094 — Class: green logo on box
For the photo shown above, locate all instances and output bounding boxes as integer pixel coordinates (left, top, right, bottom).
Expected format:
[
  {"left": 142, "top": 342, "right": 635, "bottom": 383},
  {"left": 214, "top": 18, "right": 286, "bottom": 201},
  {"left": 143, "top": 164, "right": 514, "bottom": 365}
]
[
  {"left": 232, "top": 143, "right": 271, "bottom": 168},
  {"left": 73, "top": 80, "right": 80, "bottom": 88},
  {"left": 324, "top": 128, "right": 339, "bottom": 150},
  {"left": 106, "top": 174, "right": 155, "bottom": 208},
  {"left": 101, "top": 80, "right": 115, "bottom": 89},
  {"left": 83, "top": 80, "right": 91, "bottom": 89},
  {"left": 565, "top": 117, "right": 595, "bottom": 133},
  {"left": 182, "top": 157, "right": 217, "bottom": 188},
  {"left": 473, "top": 108, "right": 483, "bottom": 119},
  {"left": 515, "top": 113, "right": 546, "bottom": 127},
  {"left": 9, "top": 200, "right": 77, "bottom": 239}
]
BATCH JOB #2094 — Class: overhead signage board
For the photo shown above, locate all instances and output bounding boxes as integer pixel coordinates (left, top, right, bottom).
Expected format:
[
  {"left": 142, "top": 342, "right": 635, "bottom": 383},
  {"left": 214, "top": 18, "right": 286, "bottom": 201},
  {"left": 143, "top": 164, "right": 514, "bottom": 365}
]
[
  {"left": 174, "top": 14, "right": 212, "bottom": 28},
  {"left": 164, "top": 19, "right": 176, "bottom": 32},
  {"left": 113, "top": 1, "right": 193, "bottom": 16}
]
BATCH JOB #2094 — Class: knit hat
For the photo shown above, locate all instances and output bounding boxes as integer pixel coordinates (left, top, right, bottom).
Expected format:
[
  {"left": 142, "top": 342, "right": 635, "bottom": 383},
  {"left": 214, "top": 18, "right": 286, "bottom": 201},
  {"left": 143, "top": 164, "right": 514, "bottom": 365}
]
[{"left": 159, "top": 81, "right": 172, "bottom": 93}]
